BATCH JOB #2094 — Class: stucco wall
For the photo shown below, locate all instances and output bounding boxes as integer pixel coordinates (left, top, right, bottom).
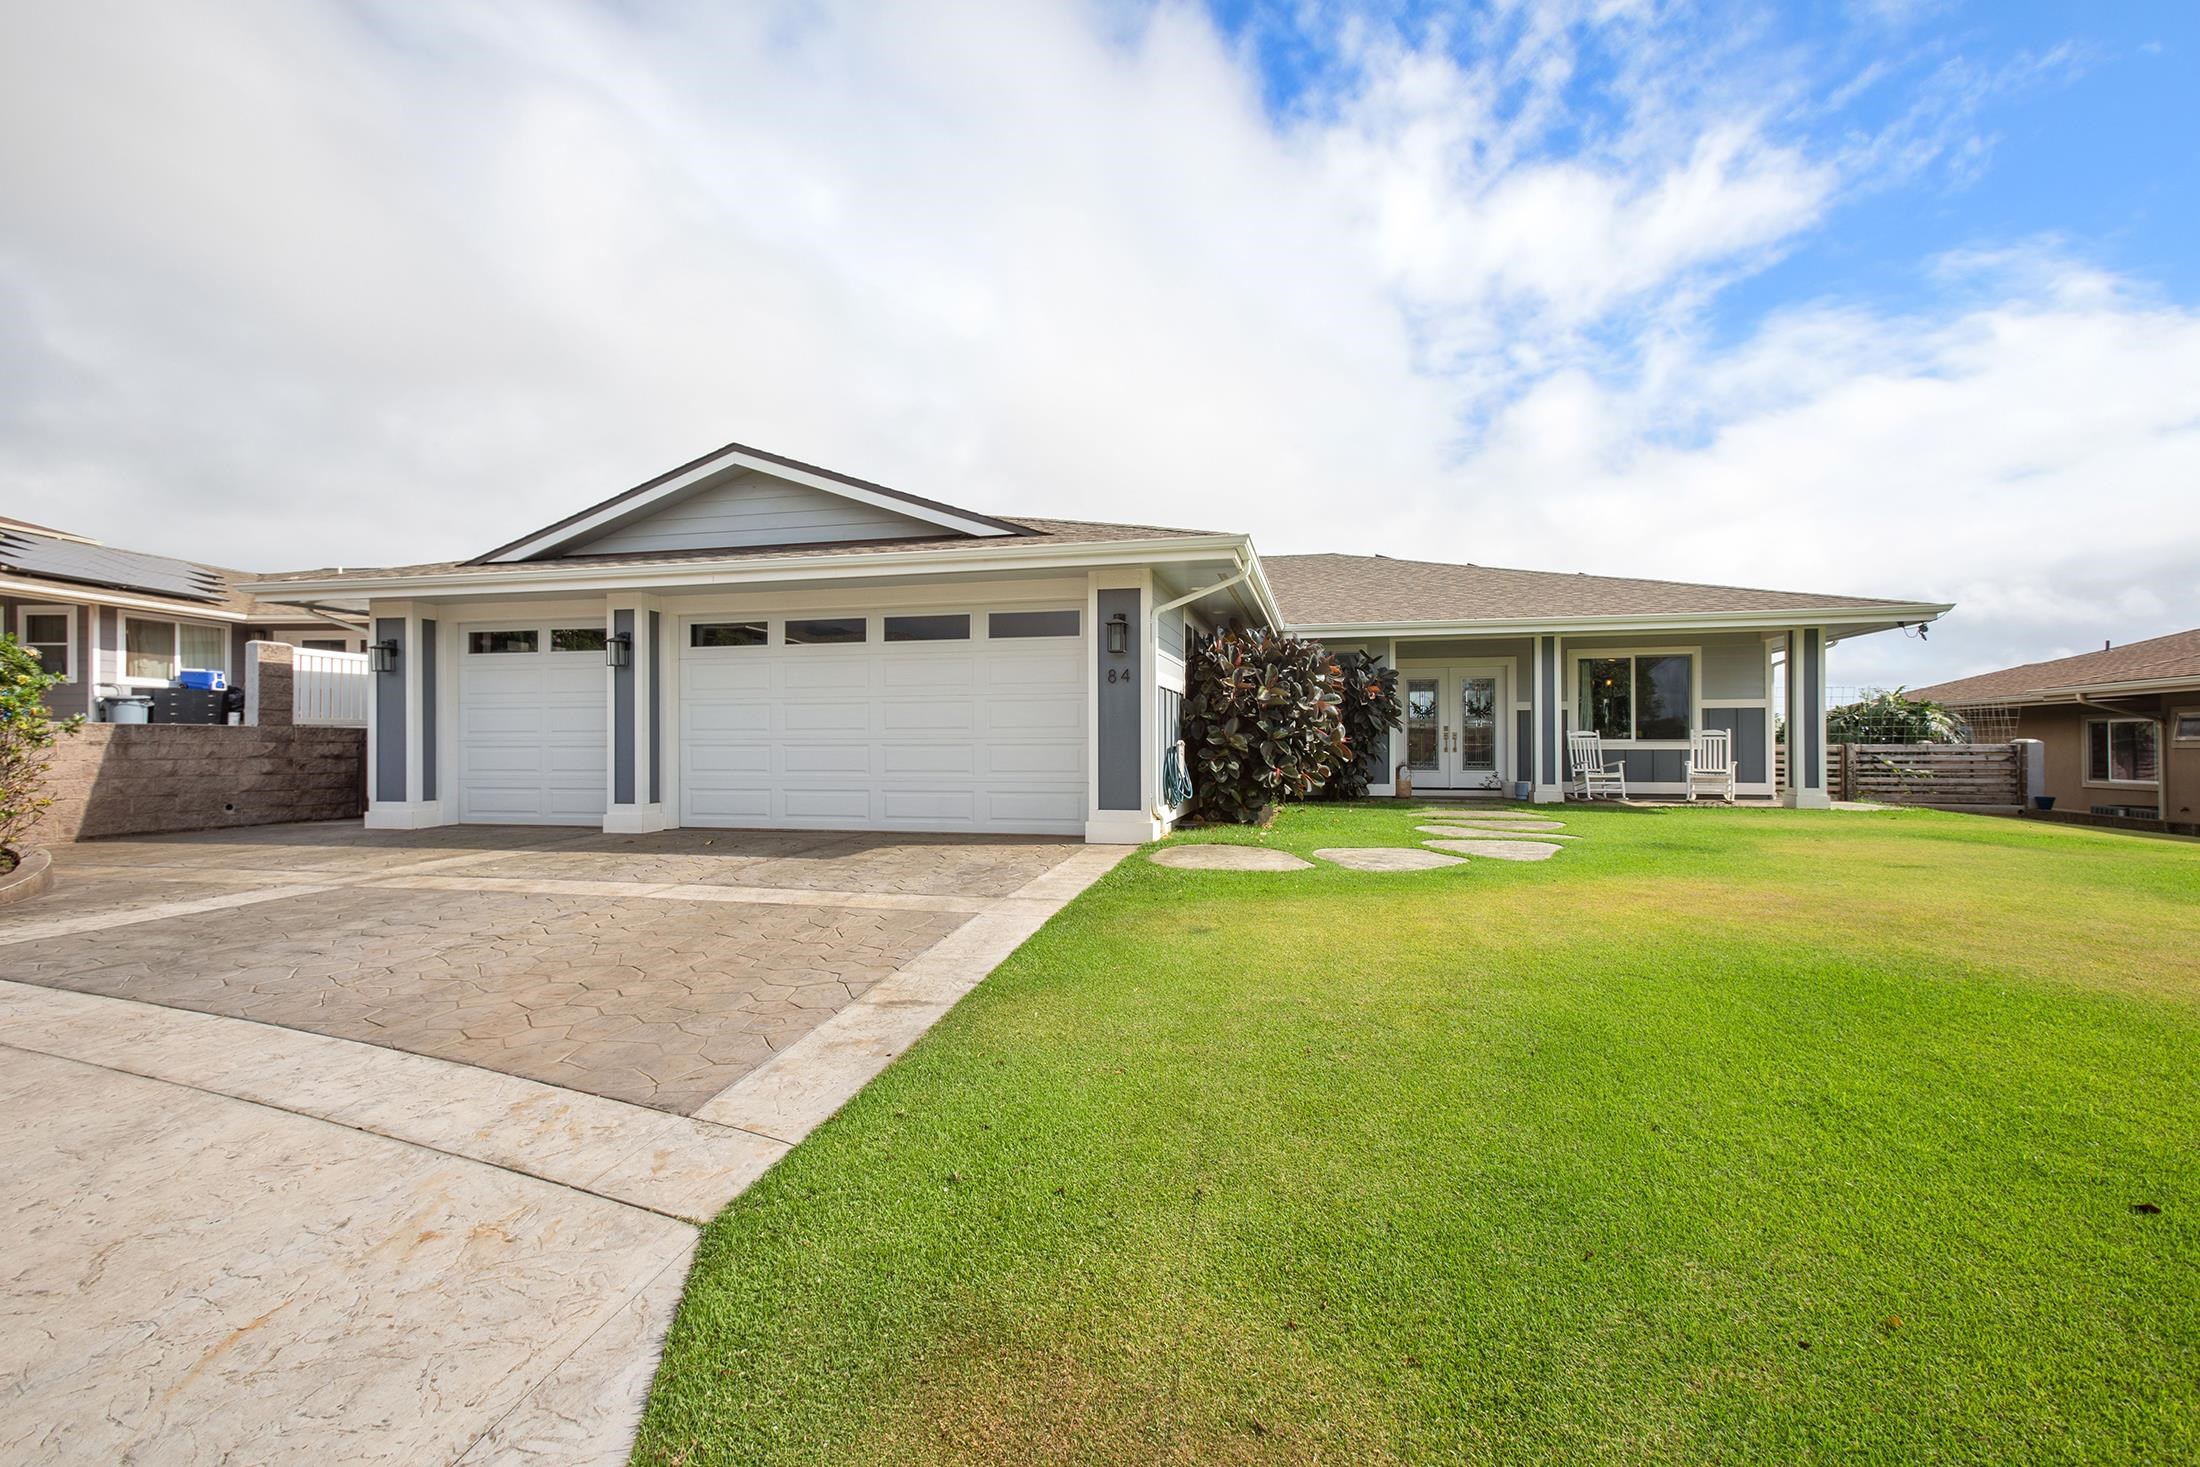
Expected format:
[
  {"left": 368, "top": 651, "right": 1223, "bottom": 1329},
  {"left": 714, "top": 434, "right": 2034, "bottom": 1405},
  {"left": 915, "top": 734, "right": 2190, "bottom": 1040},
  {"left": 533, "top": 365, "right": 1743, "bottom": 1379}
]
[
  {"left": 34, "top": 724, "right": 367, "bottom": 844},
  {"left": 2012, "top": 697, "right": 2198, "bottom": 823}
]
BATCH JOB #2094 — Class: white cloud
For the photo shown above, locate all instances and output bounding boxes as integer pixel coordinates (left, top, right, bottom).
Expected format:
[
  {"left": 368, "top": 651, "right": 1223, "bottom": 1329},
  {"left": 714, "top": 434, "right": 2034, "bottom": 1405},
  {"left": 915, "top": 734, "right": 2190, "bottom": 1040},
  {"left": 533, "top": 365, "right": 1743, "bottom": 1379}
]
[{"left": 0, "top": 0, "right": 2188, "bottom": 692}]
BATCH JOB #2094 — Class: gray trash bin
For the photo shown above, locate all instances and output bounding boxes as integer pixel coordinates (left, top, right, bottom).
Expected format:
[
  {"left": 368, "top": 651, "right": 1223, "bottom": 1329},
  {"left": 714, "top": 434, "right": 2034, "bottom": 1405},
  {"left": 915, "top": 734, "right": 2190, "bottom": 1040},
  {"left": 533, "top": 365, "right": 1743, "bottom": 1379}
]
[{"left": 105, "top": 695, "right": 152, "bottom": 724}]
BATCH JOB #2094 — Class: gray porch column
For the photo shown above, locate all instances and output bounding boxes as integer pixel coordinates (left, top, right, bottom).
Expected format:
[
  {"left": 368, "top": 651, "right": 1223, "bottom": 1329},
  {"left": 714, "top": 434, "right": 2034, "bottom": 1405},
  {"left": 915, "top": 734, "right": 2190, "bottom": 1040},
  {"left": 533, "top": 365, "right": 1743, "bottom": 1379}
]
[
  {"left": 605, "top": 598, "right": 667, "bottom": 833},
  {"left": 1783, "top": 626, "right": 1830, "bottom": 808},
  {"left": 1532, "top": 633, "right": 1566, "bottom": 803},
  {"left": 364, "top": 602, "right": 443, "bottom": 828},
  {"left": 1085, "top": 578, "right": 1157, "bottom": 843}
]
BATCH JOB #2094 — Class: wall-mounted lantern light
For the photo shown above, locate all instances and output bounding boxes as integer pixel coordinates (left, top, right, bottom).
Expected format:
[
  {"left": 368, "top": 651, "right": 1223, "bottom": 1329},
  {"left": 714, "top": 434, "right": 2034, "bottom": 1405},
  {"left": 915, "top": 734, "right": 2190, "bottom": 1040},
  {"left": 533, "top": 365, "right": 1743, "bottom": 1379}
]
[
  {"left": 369, "top": 639, "right": 399, "bottom": 673},
  {"left": 1105, "top": 613, "right": 1129, "bottom": 656},
  {"left": 606, "top": 631, "right": 633, "bottom": 669}
]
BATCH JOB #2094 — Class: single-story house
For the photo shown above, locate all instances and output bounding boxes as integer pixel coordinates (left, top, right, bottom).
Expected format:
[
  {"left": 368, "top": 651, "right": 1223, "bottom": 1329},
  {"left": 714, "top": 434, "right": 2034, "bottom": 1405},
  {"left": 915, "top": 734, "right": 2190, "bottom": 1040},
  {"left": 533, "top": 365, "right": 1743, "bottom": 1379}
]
[
  {"left": 1910, "top": 629, "right": 2200, "bottom": 826},
  {"left": 242, "top": 441, "right": 1951, "bottom": 842},
  {"left": 2, "top": 515, "right": 368, "bottom": 721}
]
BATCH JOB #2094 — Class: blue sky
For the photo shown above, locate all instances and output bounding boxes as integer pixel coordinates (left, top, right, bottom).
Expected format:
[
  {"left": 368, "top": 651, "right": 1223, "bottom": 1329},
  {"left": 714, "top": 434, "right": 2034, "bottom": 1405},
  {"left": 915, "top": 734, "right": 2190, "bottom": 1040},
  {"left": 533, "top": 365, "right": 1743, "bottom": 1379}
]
[{"left": 1, "top": 0, "right": 2195, "bottom": 688}]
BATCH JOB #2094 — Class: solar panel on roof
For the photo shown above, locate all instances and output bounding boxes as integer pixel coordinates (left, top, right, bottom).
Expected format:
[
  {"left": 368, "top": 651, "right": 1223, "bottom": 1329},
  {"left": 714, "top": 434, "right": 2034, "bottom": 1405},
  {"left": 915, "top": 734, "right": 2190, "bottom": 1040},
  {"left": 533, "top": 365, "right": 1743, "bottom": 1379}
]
[{"left": 0, "top": 530, "right": 227, "bottom": 602}]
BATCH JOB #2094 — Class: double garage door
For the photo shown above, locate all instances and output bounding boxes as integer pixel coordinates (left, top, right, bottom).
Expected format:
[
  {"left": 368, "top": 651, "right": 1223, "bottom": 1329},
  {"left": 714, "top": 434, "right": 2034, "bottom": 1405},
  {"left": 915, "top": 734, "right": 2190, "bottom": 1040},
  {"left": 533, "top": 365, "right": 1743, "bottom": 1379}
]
[
  {"left": 679, "top": 608, "right": 1086, "bottom": 834},
  {"left": 454, "top": 607, "right": 1087, "bottom": 834}
]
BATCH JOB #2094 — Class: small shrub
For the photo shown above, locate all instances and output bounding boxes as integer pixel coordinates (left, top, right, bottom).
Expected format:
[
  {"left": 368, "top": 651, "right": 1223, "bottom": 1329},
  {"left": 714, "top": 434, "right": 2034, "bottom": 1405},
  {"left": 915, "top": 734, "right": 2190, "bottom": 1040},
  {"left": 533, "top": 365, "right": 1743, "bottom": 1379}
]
[
  {"left": 1322, "top": 649, "right": 1402, "bottom": 799},
  {"left": 1181, "top": 629, "right": 1350, "bottom": 823},
  {"left": 0, "top": 634, "right": 80, "bottom": 861}
]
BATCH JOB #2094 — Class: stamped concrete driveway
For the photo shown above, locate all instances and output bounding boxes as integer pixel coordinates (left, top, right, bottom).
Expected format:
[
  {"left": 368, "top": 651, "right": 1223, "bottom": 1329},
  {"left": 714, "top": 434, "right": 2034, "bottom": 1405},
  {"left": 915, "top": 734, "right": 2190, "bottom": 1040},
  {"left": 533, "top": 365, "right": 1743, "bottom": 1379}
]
[{"left": 0, "top": 822, "right": 1121, "bottom": 1465}]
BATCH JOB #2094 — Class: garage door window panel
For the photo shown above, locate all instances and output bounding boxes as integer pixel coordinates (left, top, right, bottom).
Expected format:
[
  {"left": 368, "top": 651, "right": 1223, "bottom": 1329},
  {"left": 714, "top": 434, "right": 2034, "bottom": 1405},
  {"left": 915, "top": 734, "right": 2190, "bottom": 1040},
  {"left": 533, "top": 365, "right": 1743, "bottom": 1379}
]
[
  {"left": 785, "top": 617, "right": 868, "bottom": 646},
  {"left": 469, "top": 629, "right": 539, "bottom": 654},
  {"left": 691, "top": 621, "right": 768, "bottom": 648},
  {"left": 885, "top": 614, "right": 970, "bottom": 642},
  {"left": 551, "top": 627, "right": 607, "bottom": 652},
  {"left": 989, "top": 610, "right": 1079, "bottom": 639}
]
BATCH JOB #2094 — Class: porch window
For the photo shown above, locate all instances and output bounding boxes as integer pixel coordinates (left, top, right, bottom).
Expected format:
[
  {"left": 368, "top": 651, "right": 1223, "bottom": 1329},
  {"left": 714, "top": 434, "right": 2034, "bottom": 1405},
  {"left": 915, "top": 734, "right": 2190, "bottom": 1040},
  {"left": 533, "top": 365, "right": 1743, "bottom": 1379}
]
[
  {"left": 1575, "top": 653, "right": 1692, "bottom": 741},
  {"left": 2087, "top": 718, "right": 2159, "bottom": 784},
  {"left": 125, "top": 617, "right": 227, "bottom": 681}
]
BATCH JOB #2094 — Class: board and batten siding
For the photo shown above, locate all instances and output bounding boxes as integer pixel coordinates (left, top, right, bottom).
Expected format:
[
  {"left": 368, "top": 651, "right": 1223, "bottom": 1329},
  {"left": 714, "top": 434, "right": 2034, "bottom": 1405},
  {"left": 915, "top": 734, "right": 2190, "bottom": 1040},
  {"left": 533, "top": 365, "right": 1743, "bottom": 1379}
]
[{"left": 563, "top": 469, "right": 946, "bottom": 556}]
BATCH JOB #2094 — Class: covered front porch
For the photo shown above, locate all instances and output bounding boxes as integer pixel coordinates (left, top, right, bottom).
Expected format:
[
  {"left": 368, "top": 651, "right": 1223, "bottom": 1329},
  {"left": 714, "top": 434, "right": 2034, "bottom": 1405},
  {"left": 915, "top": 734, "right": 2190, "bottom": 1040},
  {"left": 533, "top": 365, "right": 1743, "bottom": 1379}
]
[{"left": 1321, "top": 624, "right": 1835, "bottom": 807}]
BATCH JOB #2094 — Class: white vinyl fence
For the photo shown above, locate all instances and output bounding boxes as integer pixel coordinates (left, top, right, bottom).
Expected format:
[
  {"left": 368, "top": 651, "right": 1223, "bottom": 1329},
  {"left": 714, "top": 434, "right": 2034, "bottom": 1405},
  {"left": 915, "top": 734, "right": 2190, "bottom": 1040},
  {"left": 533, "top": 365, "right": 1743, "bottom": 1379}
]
[
  {"left": 246, "top": 641, "right": 370, "bottom": 727},
  {"left": 292, "top": 646, "right": 370, "bottom": 726}
]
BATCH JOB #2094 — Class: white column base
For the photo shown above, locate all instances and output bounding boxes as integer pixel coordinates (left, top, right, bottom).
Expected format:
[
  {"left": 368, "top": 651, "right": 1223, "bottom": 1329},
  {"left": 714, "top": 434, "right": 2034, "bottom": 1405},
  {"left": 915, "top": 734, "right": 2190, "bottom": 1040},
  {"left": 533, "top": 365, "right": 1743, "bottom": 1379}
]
[
  {"left": 1367, "top": 782, "right": 1398, "bottom": 798},
  {"left": 1782, "top": 789, "right": 1834, "bottom": 810},
  {"left": 602, "top": 803, "right": 669, "bottom": 835},
  {"left": 1531, "top": 783, "right": 1569, "bottom": 805},
  {"left": 1085, "top": 811, "right": 1161, "bottom": 845},
  {"left": 365, "top": 800, "right": 448, "bottom": 830}
]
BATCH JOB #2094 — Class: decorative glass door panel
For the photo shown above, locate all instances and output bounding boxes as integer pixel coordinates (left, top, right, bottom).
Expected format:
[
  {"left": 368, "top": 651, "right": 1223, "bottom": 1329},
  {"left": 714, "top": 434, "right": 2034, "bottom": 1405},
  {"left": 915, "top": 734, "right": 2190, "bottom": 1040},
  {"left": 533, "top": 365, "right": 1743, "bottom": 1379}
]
[
  {"left": 1399, "top": 664, "right": 1506, "bottom": 790},
  {"left": 1405, "top": 678, "right": 1441, "bottom": 773},
  {"left": 1459, "top": 677, "right": 1497, "bottom": 775}
]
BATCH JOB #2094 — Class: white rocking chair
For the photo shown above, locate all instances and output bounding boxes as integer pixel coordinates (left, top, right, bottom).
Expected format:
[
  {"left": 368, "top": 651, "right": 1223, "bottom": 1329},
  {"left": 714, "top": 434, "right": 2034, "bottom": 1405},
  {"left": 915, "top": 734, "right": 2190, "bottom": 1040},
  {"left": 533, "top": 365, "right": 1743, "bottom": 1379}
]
[
  {"left": 1687, "top": 728, "right": 1736, "bottom": 803},
  {"left": 1567, "top": 729, "right": 1628, "bottom": 801}
]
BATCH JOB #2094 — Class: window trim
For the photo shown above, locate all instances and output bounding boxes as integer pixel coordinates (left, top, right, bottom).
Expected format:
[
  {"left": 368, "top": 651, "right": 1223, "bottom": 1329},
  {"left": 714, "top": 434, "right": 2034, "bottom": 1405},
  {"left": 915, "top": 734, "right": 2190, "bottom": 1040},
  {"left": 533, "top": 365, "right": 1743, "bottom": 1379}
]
[
  {"left": 119, "top": 613, "right": 231, "bottom": 687},
  {"left": 15, "top": 603, "right": 77, "bottom": 683},
  {"left": 2085, "top": 716, "right": 2162, "bottom": 788},
  {"left": 1566, "top": 646, "right": 1700, "bottom": 747}
]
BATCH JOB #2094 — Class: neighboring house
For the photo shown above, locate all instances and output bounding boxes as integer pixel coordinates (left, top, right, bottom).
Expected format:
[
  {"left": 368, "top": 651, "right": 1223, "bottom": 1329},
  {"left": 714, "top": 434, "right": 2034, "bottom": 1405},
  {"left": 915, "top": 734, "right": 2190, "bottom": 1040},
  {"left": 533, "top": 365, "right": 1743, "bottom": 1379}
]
[
  {"left": 243, "top": 441, "right": 1950, "bottom": 842},
  {"left": 1910, "top": 629, "right": 2200, "bottom": 827},
  {"left": 0, "top": 514, "right": 365, "bottom": 720}
]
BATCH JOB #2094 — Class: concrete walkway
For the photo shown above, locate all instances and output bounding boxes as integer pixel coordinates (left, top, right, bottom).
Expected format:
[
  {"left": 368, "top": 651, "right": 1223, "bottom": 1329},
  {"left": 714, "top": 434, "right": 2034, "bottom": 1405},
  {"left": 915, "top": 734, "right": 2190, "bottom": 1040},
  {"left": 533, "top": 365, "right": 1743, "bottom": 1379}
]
[{"left": 0, "top": 824, "right": 1123, "bottom": 1465}]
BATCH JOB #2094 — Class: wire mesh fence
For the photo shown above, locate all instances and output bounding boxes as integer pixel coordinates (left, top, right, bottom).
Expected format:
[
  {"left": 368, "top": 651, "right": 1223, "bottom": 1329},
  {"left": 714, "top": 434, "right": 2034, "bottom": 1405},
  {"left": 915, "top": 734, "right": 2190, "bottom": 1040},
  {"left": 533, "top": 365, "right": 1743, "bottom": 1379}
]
[{"left": 1825, "top": 686, "right": 2018, "bottom": 745}]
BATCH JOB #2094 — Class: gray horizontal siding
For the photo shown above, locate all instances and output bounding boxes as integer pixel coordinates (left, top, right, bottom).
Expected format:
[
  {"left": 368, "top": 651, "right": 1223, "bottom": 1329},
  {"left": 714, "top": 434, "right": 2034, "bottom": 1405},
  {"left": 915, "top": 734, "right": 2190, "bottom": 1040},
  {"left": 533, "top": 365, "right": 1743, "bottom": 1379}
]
[
  {"left": 1702, "top": 707, "right": 1768, "bottom": 784},
  {"left": 566, "top": 469, "right": 941, "bottom": 555}
]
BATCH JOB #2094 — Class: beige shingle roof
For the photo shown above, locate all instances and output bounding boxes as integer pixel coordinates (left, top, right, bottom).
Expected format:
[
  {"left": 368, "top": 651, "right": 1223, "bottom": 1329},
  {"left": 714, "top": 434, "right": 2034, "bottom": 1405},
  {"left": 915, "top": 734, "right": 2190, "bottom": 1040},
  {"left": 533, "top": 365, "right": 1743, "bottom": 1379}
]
[
  {"left": 248, "top": 517, "right": 1228, "bottom": 586},
  {"left": 1263, "top": 553, "right": 1926, "bottom": 626},
  {"left": 1908, "top": 628, "right": 2200, "bottom": 704}
]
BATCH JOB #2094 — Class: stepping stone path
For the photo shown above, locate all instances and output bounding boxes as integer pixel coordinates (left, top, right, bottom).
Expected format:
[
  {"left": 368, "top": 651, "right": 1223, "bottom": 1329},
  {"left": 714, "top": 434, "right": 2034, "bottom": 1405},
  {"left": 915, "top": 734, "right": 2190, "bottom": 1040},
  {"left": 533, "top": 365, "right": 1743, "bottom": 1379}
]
[
  {"left": 1313, "top": 847, "right": 1468, "bottom": 872},
  {"left": 1416, "top": 824, "right": 1576, "bottom": 840},
  {"left": 1422, "top": 838, "right": 1563, "bottom": 861},
  {"left": 1149, "top": 845, "right": 1312, "bottom": 872}
]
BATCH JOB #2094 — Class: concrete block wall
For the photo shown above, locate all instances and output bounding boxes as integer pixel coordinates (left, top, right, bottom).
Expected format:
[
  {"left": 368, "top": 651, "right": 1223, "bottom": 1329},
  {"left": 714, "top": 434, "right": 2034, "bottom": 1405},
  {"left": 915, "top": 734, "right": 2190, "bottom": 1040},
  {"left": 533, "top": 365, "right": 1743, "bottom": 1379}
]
[{"left": 34, "top": 724, "right": 367, "bottom": 844}]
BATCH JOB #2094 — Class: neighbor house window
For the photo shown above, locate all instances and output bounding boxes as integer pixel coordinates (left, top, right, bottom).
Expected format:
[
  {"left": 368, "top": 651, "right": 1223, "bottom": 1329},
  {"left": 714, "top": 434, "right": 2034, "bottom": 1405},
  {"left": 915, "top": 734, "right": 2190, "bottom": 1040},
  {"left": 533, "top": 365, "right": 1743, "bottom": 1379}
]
[
  {"left": 550, "top": 627, "right": 607, "bottom": 652},
  {"left": 1575, "top": 653, "right": 1693, "bottom": 741},
  {"left": 988, "top": 610, "right": 1080, "bottom": 639},
  {"left": 690, "top": 621, "right": 767, "bottom": 648},
  {"left": 124, "top": 617, "right": 226, "bottom": 682},
  {"left": 16, "top": 605, "right": 75, "bottom": 681},
  {"left": 784, "top": 617, "right": 867, "bottom": 645},
  {"left": 467, "top": 629, "right": 538, "bottom": 654},
  {"left": 884, "top": 614, "right": 969, "bottom": 642},
  {"left": 2175, "top": 709, "right": 2200, "bottom": 744},
  {"left": 2087, "top": 719, "right": 2159, "bottom": 784},
  {"left": 301, "top": 638, "right": 349, "bottom": 652}
]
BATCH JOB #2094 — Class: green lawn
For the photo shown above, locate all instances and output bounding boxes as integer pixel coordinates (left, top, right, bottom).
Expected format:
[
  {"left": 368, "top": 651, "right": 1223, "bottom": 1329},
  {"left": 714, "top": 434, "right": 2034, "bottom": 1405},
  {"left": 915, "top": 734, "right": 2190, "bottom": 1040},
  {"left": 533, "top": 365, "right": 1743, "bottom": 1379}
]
[{"left": 635, "top": 804, "right": 2199, "bottom": 1465}]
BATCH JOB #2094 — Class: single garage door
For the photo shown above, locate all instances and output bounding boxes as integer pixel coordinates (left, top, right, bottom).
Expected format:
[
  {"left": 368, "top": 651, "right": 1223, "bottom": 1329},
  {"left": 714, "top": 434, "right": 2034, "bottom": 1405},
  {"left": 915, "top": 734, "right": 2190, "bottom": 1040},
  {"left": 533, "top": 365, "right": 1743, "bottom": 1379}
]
[
  {"left": 680, "top": 607, "right": 1086, "bottom": 834},
  {"left": 456, "top": 621, "right": 610, "bottom": 825}
]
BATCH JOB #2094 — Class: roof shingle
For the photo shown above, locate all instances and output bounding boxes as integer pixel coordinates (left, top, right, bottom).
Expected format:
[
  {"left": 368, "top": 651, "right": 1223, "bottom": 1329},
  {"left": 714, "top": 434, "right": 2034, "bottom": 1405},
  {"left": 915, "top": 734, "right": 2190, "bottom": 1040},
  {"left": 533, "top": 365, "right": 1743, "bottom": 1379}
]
[
  {"left": 1262, "top": 553, "right": 1924, "bottom": 626},
  {"left": 1908, "top": 628, "right": 2200, "bottom": 704}
]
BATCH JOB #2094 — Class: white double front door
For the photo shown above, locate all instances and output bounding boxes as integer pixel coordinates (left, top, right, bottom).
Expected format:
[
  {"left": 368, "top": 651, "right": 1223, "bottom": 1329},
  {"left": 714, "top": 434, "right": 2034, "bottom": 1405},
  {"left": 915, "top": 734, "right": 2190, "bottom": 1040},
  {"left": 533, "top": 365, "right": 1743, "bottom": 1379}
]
[{"left": 1401, "top": 664, "right": 1507, "bottom": 792}]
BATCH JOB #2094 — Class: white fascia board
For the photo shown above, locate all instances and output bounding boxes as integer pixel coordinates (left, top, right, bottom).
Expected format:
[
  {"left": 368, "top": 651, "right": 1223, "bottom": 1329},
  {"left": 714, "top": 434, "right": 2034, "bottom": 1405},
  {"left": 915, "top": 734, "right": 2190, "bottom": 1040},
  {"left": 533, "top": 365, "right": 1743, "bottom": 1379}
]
[
  {"left": 240, "top": 534, "right": 1256, "bottom": 603},
  {"left": 483, "top": 446, "right": 1016, "bottom": 562},
  {"left": 0, "top": 575, "right": 251, "bottom": 621},
  {"left": 1283, "top": 602, "right": 1955, "bottom": 640}
]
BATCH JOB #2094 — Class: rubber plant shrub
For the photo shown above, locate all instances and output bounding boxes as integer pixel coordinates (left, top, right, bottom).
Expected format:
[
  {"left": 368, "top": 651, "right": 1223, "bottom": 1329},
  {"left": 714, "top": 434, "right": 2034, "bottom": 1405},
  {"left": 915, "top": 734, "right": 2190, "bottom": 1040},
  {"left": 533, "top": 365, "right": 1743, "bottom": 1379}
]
[
  {"left": 1322, "top": 648, "right": 1402, "bottom": 800},
  {"left": 1182, "top": 629, "right": 1350, "bottom": 823},
  {"left": 0, "top": 633, "right": 79, "bottom": 870}
]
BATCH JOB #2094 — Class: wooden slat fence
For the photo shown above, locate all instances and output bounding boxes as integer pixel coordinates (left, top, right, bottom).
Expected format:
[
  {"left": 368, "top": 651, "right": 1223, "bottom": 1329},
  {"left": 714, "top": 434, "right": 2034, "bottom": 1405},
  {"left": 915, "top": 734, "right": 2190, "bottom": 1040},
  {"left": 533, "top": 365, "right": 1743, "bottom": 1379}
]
[{"left": 1833, "top": 742, "right": 2019, "bottom": 808}]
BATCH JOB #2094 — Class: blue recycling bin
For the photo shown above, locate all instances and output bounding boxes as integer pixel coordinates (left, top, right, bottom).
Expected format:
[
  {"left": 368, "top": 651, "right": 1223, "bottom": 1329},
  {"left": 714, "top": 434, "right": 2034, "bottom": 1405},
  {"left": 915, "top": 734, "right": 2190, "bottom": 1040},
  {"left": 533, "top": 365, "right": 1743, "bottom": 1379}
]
[{"left": 177, "top": 668, "right": 227, "bottom": 692}]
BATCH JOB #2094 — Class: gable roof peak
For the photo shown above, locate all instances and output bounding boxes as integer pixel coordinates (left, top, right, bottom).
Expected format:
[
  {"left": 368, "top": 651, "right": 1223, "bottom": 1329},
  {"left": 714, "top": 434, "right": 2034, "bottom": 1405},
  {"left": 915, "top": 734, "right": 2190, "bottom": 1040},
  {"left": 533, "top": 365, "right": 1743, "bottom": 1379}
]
[{"left": 473, "top": 439, "right": 1031, "bottom": 564}]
